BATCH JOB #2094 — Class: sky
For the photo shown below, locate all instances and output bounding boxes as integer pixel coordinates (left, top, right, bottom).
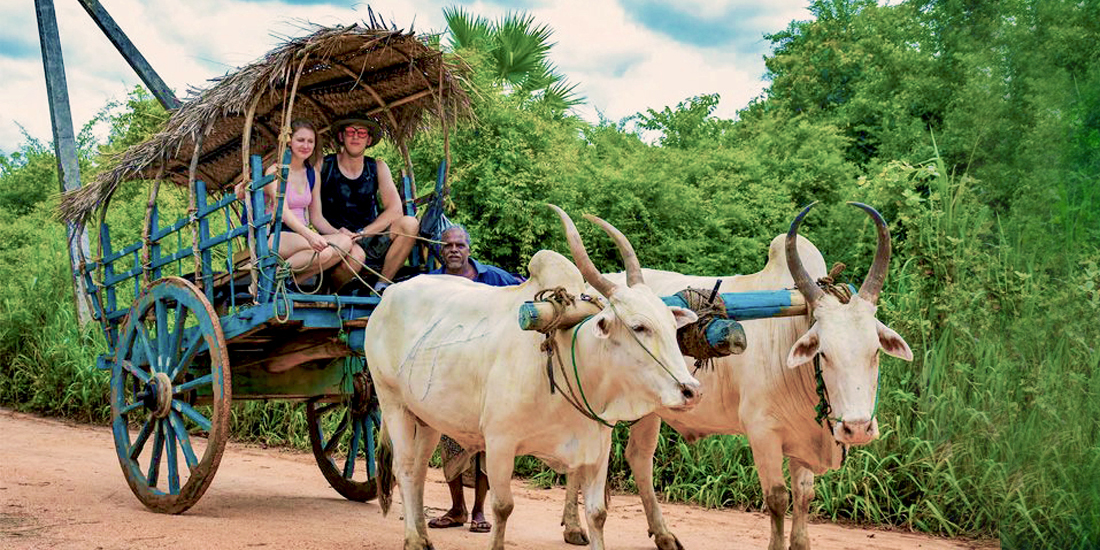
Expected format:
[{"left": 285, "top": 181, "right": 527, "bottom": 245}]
[{"left": 1, "top": 0, "right": 813, "bottom": 156}]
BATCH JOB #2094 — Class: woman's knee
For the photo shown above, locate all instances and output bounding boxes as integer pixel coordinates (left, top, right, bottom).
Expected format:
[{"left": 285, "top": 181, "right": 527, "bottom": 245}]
[{"left": 332, "top": 234, "right": 353, "bottom": 250}]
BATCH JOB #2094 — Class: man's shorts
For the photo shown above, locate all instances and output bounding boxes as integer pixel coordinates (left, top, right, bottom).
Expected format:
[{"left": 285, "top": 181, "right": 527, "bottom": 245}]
[{"left": 356, "top": 233, "right": 392, "bottom": 270}]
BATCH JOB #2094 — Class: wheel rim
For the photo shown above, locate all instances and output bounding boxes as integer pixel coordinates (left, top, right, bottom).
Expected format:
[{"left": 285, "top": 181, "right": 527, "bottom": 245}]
[
  {"left": 110, "top": 277, "right": 231, "bottom": 514},
  {"left": 306, "top": 369, "right": 381, "bottom": 501}
]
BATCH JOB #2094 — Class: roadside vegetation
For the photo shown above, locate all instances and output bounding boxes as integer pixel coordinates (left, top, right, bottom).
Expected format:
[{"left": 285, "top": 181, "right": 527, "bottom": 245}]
[{"left": 2, "top": 1, "right": 1097, "bottom": 548}]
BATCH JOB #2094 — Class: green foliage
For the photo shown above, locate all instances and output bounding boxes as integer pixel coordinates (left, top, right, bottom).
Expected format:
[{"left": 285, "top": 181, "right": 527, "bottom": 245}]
[
  {"left": 633, "top": 94, "right": 732, "bottom": 150},
  {"left": 0, "top": 134, "right": 59, "bottom": 216},
  {"left": 0, "top": 207, "right": 109, "bottom": 421},
  {"left": 95, "top": 86, "right": 171, "bottom": 156},
  {"left": 2, "top": 5, "right": 1099, "bottom": 548},
  {"left": 442, "top": 7, "right": 584, "bottom": 114}
]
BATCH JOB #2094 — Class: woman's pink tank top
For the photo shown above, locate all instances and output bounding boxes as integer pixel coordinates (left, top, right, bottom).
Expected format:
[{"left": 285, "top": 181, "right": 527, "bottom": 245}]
[{"left": 285, "top": 180, "right": 311, "bottom": 225}]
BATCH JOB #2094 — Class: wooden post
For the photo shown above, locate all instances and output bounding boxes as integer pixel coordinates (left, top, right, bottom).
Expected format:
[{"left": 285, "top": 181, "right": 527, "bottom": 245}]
[
  {"left": 73, "top": 0, "right": 180, "bottom": 110},
  {"left": 35, "top": 0, "right": 92, "bottom": 326}
]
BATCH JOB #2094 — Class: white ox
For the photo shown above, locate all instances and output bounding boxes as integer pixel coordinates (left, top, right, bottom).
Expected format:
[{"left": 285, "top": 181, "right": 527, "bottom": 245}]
[
  {"left": 560, "top": 202, "right": 914, "bottom": 550},
  {"left": 365, "top": 205, "right": 702, "bottom": 550}
]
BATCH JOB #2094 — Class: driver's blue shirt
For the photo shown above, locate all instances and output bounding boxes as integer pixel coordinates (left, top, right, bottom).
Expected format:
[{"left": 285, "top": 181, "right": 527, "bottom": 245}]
[{"left": 430, "top": 259, "right": 521, "bottom": 287}]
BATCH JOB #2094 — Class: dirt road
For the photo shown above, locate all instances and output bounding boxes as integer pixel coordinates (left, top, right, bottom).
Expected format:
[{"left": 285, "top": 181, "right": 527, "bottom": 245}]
[{"left": 0, "top": 410, "right": 995, "bottom": 549}]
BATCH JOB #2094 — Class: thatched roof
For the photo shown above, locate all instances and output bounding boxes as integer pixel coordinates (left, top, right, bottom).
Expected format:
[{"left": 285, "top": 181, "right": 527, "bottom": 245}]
[{"left": 59, "top": 19, "right": 471, "bottom": 226}]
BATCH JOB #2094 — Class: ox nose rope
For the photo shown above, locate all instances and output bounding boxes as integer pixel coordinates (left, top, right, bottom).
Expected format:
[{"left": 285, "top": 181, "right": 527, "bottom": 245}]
[{"left": 609, "top": 301, "right": 690, "bottom": 387}]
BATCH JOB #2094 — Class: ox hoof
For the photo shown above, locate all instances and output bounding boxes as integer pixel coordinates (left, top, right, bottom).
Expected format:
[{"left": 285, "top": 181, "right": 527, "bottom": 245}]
[
  {"left": 653, "top": 533, "right": 684, "bottom": 550},
  {"left": 563, "top": 528, "right": 589, "bottom": 546},
  {"left": 404, "top": 539, "right": 434, "bottom": 550}
]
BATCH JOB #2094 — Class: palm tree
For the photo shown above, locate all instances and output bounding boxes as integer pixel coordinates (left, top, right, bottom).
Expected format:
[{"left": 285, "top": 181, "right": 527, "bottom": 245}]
[{"left": 442, "top": 7, "right": 583, "bottom": 113}]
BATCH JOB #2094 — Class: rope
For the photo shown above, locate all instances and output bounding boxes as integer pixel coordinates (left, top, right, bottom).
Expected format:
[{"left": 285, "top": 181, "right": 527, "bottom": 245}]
[
  {"left": 534, "top": 287, "right": 576, "bottom": 333},
  {"left": 265, "top": 242, "right": 336, "bottom": 320},
  {"left": 528, "top": 288, "right": 619, "bottom": 427},
  {"left": 533, "top": 287, "right": 578, "bottom": 395},
  {"left": 810, "top": 263, "right": 852, "bottom": 428},
  {"left": 324, "top": 228, "right": 447, "bottom": 297},
  {"left": 673, "top": 285, "right": 729, "bottom": 371},
  {"left": 535, "top": 296, "right": 686, "bottom": 428},
  {"left": 331, "top": 245, "right": 389, "bottom": 297},
  {"left": 569, "top": 316, "right": 615, "bottom": 428},
  {"left": 816, "top": 262, "right": 852, "bottom": 304},
  {"left": 610, "top": 301, "right": 687, "bottom": 388}
]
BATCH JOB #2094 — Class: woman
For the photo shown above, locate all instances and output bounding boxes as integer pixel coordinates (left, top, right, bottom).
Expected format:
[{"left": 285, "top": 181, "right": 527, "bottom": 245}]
[{"left": 239, "top": 119, "right": 353, "bottom": 286}]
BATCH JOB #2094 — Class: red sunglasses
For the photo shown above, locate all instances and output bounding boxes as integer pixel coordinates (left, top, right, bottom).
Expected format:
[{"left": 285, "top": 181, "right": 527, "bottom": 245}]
[{"left": 343, "top": 127, "right": 372, "bottom": 139}]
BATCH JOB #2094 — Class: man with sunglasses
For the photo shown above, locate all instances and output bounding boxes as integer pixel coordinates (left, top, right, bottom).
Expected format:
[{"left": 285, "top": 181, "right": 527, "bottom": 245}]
[{"left": 315, "top": 115, "right": 419, "bottom": 294}]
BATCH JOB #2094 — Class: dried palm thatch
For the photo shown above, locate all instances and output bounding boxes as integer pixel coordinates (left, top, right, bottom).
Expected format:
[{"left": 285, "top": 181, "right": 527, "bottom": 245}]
[{"left": 58, "top": 18, "right": 471, "bottom": 226}]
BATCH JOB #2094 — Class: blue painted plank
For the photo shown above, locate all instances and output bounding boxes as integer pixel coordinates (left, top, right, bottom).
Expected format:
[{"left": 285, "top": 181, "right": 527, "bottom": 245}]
[
  {"left": 662, "top": 290, "right": 806, "bottom": 321},
  {"left": 196, "top": 179, "right": 214, "bottom": 302},
  {"left": 148, "top": 214, "right": 190, "bottom": 242}
]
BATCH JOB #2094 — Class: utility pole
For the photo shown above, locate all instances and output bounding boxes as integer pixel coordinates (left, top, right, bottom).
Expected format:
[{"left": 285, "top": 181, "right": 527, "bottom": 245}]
[{"left": 35, "top": 0, "right": 93, "bottom": 326}]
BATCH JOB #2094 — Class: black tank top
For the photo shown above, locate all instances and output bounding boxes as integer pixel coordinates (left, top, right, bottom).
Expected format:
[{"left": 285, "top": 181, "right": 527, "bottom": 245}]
[{"left": 320, "top": 153, "right": 379, "bottom": 232}]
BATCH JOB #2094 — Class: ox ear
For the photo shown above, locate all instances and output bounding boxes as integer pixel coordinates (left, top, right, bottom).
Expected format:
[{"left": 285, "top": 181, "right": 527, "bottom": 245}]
[
  {"left": 786, "top": 325, "right": 820, "bottom": 368},
  {"left": 876, "top": 320, "right": 913, "bottom": 361},
  {"left": 668, "top": 306, "right": 698, "bottom": 329}
]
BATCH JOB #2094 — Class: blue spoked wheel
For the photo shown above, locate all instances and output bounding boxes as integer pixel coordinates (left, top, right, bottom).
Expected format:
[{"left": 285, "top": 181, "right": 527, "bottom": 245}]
[
  {"left": 110, "top": 277, "right": 231, "bottom": 514},
  {"left": 306, "top": 370, "right": 382, "bottom": 501}
]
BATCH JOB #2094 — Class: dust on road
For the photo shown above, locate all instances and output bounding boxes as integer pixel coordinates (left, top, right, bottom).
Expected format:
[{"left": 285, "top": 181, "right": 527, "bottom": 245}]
[{"left": 0, "top": 410, "right": 996, "bottom": 549}]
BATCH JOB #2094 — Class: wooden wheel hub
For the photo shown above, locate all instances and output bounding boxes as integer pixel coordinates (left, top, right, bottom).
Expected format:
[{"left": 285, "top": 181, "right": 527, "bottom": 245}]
[{"left": 143, "top": 372, "right": 174, "bottom": 419}]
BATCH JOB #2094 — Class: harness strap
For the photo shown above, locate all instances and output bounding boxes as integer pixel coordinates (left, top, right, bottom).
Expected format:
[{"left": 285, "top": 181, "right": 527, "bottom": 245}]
[
  {"left": 541, "top": 316, "right": 614, "bottom": 427},
  {"left": 570, "top": 316, "right": 616, "bottom": 428}
]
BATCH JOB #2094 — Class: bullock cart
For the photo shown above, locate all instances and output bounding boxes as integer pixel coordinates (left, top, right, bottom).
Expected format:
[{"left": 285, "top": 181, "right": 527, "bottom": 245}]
[
  {"left": 58, "top": 22, "right": 821, "bottom": 517},
  {"left": 58, "top": 22, "right": 471, "bottom": 514}
]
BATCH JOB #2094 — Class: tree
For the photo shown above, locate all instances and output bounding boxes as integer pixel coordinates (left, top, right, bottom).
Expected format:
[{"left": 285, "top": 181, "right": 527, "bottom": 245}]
[{"left": 442, "top": 7, "right": 584, "bottom": 114}]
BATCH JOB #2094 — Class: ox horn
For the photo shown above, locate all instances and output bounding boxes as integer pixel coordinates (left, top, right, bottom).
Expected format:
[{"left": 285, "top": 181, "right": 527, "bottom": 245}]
[
  {"left": 583, "top": 214, "right": 644, "bottom": 287},
  {"left": 786, "top": 201, "right": 825, "bottom": 304},
  {"left": 548, "top": 204, "right": 618, "bottom": 298},
  {"left": 848, "top": 202, "right": 891, "bottom": 304}
]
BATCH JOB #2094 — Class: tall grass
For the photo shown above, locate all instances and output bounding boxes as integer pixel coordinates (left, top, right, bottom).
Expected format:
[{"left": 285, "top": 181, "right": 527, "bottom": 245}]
[{"left": 2, "top": 157, "right": 1097, "bottom": 549}]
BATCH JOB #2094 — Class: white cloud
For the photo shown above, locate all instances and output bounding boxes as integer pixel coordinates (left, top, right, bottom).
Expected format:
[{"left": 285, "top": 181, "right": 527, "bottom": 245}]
[{"left": 1, "top": 0, "right": 806, "bottom": 155}]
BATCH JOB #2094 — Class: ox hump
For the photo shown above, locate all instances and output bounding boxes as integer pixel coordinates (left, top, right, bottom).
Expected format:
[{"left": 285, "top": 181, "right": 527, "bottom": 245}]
[{"left": 528, "top": 249, "right": 586, "bottom": 292}]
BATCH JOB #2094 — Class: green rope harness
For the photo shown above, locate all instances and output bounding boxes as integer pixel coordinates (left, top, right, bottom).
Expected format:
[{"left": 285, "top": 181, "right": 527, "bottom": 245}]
[
  {"left": 569, "top": 315, "right": 615, "bottom": 428},
  {"left": 811, "top": 352, "right": 880, "bottom": 468},
  {"left": 813, "top": 354, "right": 880, "bottom": 424},
  {"left": 609, "top": 301, "right": 686, "bottom": 386}
]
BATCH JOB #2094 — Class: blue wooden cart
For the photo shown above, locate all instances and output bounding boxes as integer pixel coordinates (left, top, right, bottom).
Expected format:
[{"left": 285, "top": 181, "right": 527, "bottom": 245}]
[{"left": 58, "top": 23, "right": 471, "bottom": 514}]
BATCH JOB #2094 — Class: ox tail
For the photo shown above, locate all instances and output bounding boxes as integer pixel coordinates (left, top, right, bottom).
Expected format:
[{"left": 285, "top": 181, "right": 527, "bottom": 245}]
[{"left": 377, "top": 421, "right": 395, "bottom": 516}]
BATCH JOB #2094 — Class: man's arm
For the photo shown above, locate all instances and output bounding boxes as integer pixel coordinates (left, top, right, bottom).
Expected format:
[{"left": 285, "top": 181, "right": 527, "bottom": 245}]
[{"left": 356, "top": 159, "right": 405, "bottom": 237}]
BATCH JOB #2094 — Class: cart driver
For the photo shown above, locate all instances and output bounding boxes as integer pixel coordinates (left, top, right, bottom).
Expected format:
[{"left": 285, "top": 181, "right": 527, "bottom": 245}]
[
  {"left": 427, "top": 225, "right": 521, "bottom": 534},
  {"left": 311, "top": 115, "right": 419, "bottom": 294}
]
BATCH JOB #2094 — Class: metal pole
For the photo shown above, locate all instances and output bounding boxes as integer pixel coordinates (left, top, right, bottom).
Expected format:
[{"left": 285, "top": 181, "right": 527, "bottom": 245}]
[
  {"left": 74, "top": 0, "right": 181, "bottom": 110},
  {"left": 35, "top": 0, "right": 93, "bottom": 326}
]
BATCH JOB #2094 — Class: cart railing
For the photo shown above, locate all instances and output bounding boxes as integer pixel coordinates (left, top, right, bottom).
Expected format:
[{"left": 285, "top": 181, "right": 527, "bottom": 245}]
[{"left": 83, "top": 153, "right": 392, "bottom": 356}]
